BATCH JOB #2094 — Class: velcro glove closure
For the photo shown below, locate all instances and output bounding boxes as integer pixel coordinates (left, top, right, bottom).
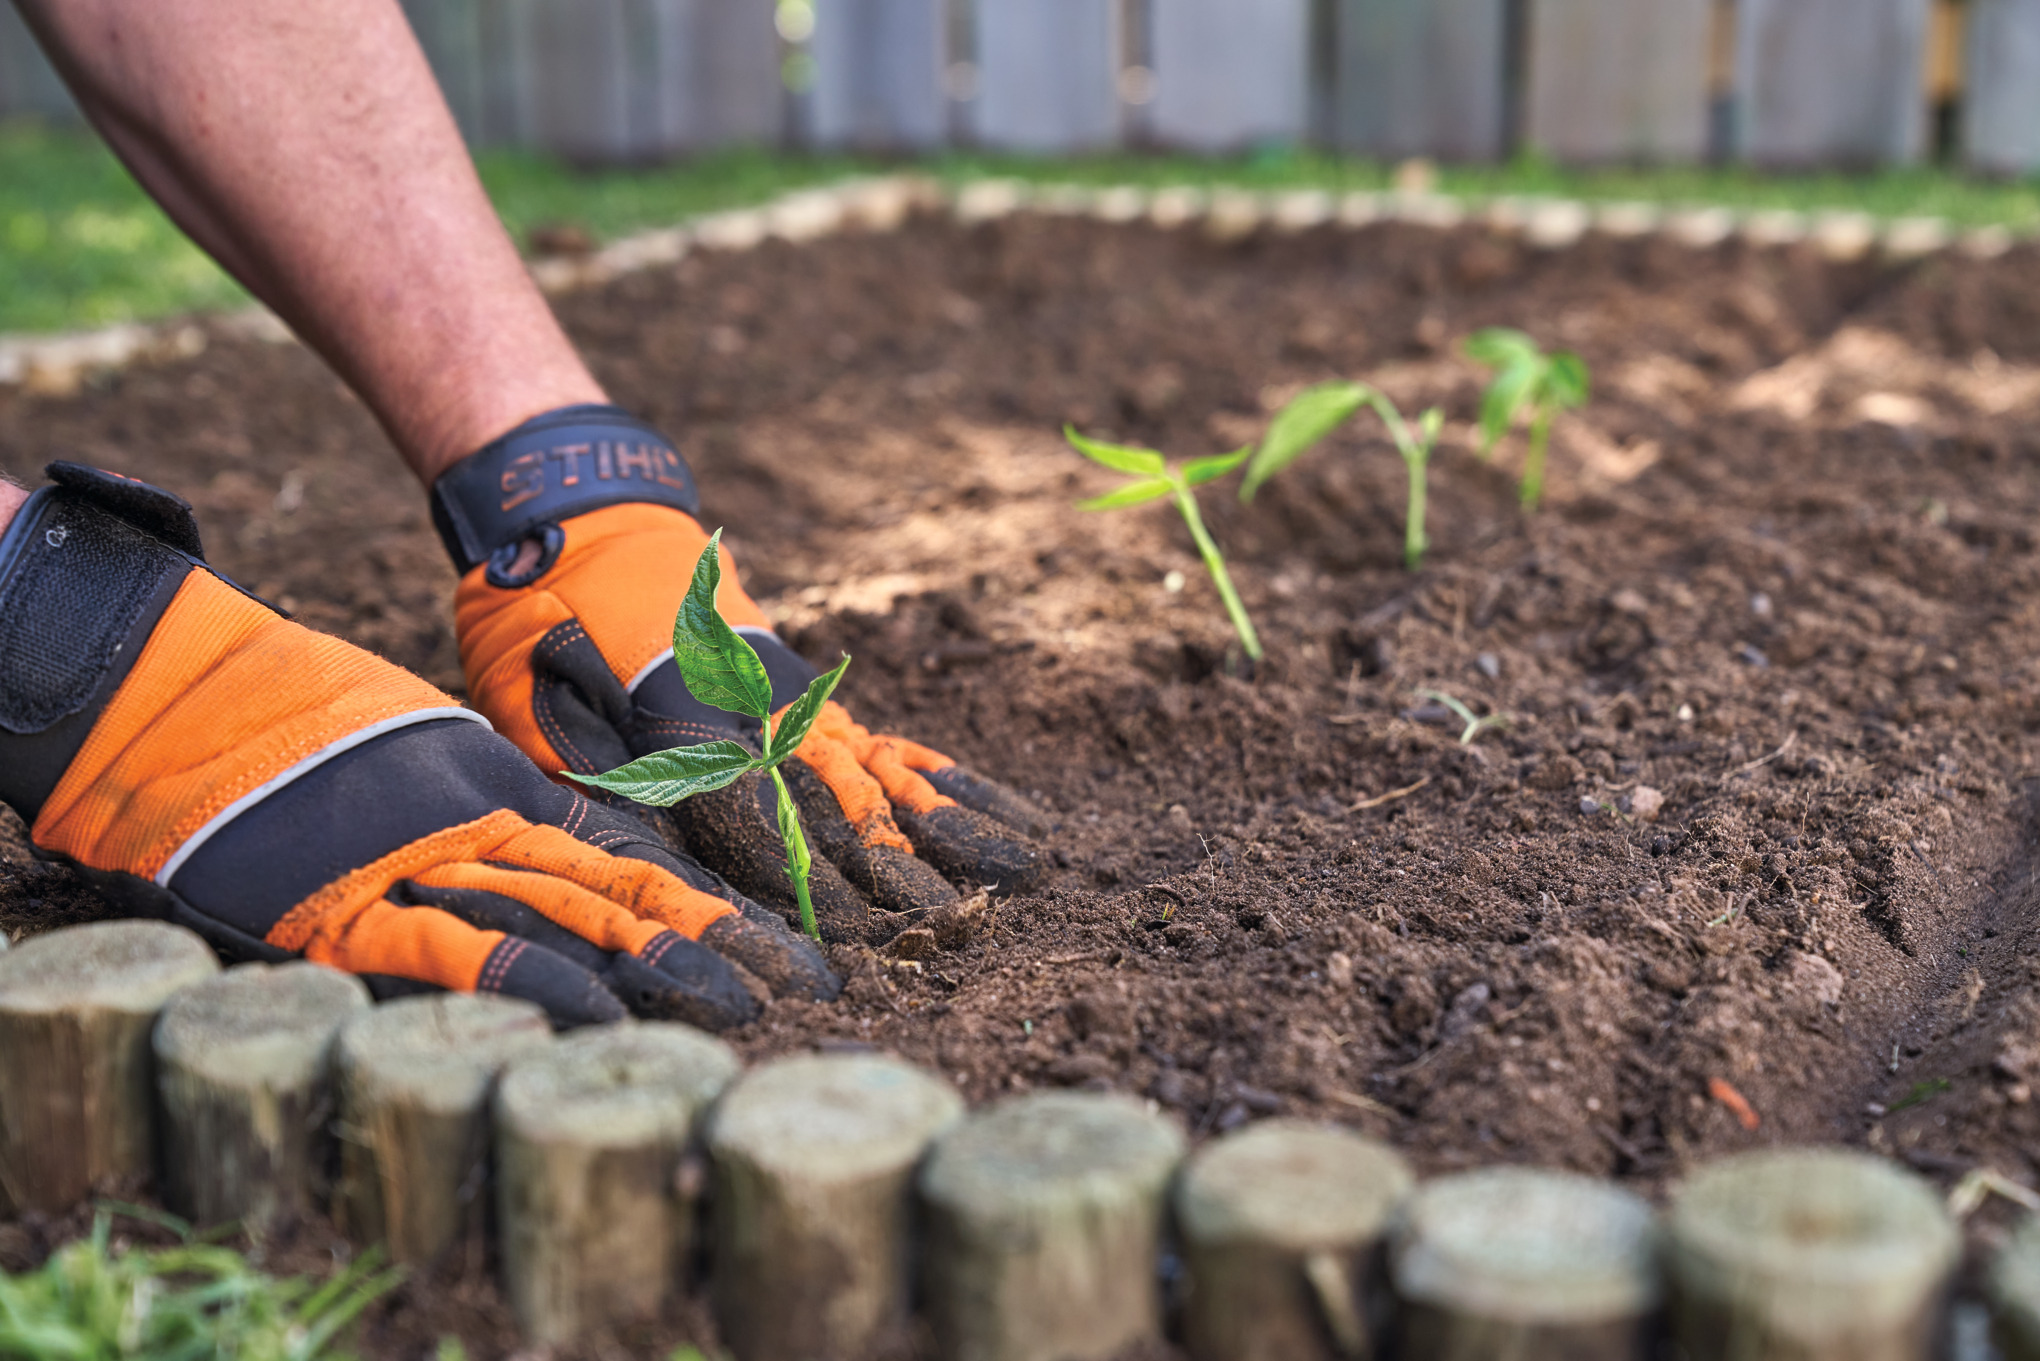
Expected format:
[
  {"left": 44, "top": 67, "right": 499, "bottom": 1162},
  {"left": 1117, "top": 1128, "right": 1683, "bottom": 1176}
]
[{"left": 430, "top": 403, "right": 699, "bottom": 576}]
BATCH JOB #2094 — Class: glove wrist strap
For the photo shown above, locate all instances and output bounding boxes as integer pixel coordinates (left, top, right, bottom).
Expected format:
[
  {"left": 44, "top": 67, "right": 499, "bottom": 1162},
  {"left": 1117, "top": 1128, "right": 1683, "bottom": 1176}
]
[{"left": 430, "top": 403, "right": 700, "bottom": 575}]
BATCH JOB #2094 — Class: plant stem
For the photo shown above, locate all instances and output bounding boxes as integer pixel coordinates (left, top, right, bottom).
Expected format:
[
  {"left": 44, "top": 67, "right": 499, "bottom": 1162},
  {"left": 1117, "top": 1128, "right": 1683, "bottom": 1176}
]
[
  {"left": 1521, "top": 404, "right": 1552, "bottom": 511},
  {"left": 1173, "top": 484, "right": 1263, "bottom": 662},
  {"left": 761, "top": 712, "right": 820, "bottom": 941},
  {"left": 1403, "top": 450, "right": 1429, "bottom": 571}
]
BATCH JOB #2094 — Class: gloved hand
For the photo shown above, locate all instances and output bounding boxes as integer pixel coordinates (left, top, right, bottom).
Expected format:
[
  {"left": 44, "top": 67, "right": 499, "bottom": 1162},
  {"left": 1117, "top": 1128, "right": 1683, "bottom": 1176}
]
[
  {"left": 0, "top": 463, "right": 836, "bottom": 1029},
  {"left": 436, "top": 405, "right": 1044, "bottom": 945}
]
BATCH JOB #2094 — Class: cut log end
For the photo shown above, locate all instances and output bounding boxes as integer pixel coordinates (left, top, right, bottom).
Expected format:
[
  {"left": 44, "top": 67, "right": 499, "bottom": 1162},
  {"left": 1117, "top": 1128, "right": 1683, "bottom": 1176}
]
[
  {"left": 1392, "top": 1166, "right": 1659, "bottom": 1361},
  {"left": 0, "top": 921, "right": 219, "bottom": 1213},
  {"left": 1990, "top": 1215, "right": 2040, "bottom": 1361},
  {"left": 709, "top": 1052, "right": 964, "bottom": 1361},
  {"left": 1667, "top": 1147, "right": 1958, "bottom": 1361},
  {"left": 154, "top": 961, "right": 370, "bottom": 1228},
  {"left": 920, "top": 1090, "right": 1187, "bottom": 1361},
  {"left": 497, "top": 1022, "right": 740, "bottom": 1347},
  {"left": 1176, "top": 1120, "right": 1415, "bottom": 1361}
]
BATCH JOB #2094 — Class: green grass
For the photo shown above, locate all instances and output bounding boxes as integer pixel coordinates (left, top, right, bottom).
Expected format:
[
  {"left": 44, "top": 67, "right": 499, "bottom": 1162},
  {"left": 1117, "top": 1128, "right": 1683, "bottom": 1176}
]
[{"left": 4, "top": 116, "right": 2039, "bottom": 335}]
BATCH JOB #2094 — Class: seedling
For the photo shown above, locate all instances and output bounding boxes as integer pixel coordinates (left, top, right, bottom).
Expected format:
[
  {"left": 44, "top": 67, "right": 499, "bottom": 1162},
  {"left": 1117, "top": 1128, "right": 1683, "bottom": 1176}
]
[
  {"left": 568, "top": 530, "right": 848, "bottom": 941},
  {"left": 1065, "top": 427, "right": 1261, "bottom": 662},
  {"left": 1463, "top": 328, "right": 1589, "bottom": 511},
  {"left": 1240, "top": 380, "right": 1444, "bottom": 571},
  {"left": 1415, "top": 687, "right": 1510, "bottom": 746}
]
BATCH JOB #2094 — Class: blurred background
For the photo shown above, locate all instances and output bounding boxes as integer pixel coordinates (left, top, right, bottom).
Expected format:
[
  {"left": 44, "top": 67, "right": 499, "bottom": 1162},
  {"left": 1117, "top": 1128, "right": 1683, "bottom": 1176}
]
[{"left": 3, "top": 0, "right": 2039, "bottom": 333}]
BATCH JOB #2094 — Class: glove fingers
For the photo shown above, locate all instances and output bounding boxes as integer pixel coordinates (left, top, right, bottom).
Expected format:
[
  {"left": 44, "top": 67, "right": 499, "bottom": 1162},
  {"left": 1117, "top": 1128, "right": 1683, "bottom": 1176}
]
[
  {"left": 306, "top": 896, "right": 625, "bottom": 1029},
  {"left": 397, "top": 878, "right": 756, "bottom": 1030},
  {"left": 410, "top": 860, "right": 669, "bottom": 956},
  {"left": 923, "top": 765, "right": 1050, "bottom": 839},
  {"left": 781, "top": 741, "right": 961, "bottom": 919},
  {"left": 486, "top": 822, "right": 737, "bottom": 941},
  {"left": 701, "top": 904, "right": 844, "bottom": 1002},
  {"left": 849, "top": 738, "right": 1045, "bottom": 897},
  {"left": 664, "top": 770, "right": 894, "bottom": 946}
]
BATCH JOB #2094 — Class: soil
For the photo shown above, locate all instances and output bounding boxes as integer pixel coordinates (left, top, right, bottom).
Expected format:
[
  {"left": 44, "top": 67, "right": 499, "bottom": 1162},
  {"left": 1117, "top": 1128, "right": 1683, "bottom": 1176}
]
[{"left": 8, "top": 207, "right": 2040, "bottom": 1355}]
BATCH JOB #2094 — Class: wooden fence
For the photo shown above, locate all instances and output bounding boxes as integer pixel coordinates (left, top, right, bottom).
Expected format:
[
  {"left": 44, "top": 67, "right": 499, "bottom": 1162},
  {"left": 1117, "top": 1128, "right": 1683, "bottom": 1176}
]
[{"left": 4, "top": 0, "right": 2039, "bottom": 172}]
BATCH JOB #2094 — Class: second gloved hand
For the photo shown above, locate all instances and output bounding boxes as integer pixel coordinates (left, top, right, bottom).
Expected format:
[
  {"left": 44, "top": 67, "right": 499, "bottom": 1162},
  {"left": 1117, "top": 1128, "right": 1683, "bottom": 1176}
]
[{"left": 440, "top": 405, "right": 1044, "bottom": 944}]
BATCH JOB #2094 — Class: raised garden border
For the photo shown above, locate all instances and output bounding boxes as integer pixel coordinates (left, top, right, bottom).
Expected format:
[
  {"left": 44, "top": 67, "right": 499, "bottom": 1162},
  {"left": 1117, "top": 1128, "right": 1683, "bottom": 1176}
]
[
  {"left": 0, "top": 918, "right": 2030, "bottom": 1361},
  {"left": 0, "top": 171, "right": 2026, "bottom": 393}
]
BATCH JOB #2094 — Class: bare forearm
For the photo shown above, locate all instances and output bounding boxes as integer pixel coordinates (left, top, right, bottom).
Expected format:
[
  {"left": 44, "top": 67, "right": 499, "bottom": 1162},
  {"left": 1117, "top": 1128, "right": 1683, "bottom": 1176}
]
[{"left": 14, "top": 0, "right": 604, "bottom": 482}]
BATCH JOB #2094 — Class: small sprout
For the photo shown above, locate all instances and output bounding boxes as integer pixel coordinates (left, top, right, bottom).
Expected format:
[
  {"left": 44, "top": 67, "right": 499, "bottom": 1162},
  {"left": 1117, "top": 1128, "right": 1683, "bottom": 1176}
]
[
  {"left": 1415, "top": 687, "right": 1510, "bottom": 746},
  {"left": 1066, "top": 426, "right": 1262, "bottom": 662},
  {"left": 1463, "top": 327, "right": 1590, "bottom": 511},
  {"left": 1887, "top": 1077, "right": 1953, "bottom": 1114},
  {"left": 568, "top": 530, "right": 848, "bottom": 941},
  {"left": 1240, "top": 380, "right": 1444, "bottom": 570}
]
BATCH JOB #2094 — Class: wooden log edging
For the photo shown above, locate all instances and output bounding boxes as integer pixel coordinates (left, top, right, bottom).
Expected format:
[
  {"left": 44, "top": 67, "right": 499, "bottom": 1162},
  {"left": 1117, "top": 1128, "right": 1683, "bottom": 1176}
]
[
  {"left": 0, "top": 922, "right": 2021, "bottom": 1359},
  {"left": 5, "top": 171, "right": 2030, "bottom": 393}
]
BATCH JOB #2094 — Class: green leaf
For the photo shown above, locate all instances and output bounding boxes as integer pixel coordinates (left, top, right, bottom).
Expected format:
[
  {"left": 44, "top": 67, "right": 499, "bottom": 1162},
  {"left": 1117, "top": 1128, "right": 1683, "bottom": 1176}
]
[
  {"left": 565, "top": 740, "right": 759, "bottom": 806},
  {"left": 671, "top": 530, "right": 773, "bottom": 720},
  {"left": 765, "top": 654, "right": 851, "bottom": 765},
  {"left": 1182, "top": 446, "right": 1251, "bottom": 487},
  {"left": 1063, "top": 426, "right": 1166, "bottom": 477},
  {"left": 1077, "top": 478, "right": 1175, "bottom": 511},
  {"left": 1547, "top": 351, "right": 1591, "bottom": 407},
  {"left": 1239, "top": 380, "right": 1367, "bottom": 501},
  {"left": 1417, "top": 406, "right": 1445, "bottom": 447},
  {"left": 773, "top": 769, "right": 811, "bottom": 877},
  {"left": 1478, "top": 360, "right": 1541, "bottom": 452},
  {"left": 1462, "top": 327, "right": 1540, "bottom": 368}
]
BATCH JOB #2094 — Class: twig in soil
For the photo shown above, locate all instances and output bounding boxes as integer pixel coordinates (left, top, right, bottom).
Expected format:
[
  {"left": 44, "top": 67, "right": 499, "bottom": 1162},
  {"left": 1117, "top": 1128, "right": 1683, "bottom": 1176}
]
[
  {"left": 1141, "top": 884, "right": 1187, "bottom": 907},
  {"left": 1949, "top": 1167, "right": 2040, "bottom": 1219},
  {"left": 1707, "top": 1077, "right": 1760, "bottom": 1130},
  {"left": 1323, "top": 1087, "right": 1398, "bottom": 1118},
  {"left": 1724, "top": 731, "right": 1797, "bottom": 779},
  {"left": 1327, "top": 712, "right": 1370, "bottom": 726},
  {"left": 1350, "top": 776, "right": 1432, "bottom": 812},
  {"left": 1041, "top": 952, "right": 1105, "bottom": 967}
]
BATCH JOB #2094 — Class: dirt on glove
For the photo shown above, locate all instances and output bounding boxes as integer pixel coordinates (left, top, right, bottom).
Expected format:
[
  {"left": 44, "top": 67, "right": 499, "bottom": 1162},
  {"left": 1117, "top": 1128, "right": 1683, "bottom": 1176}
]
[{"left": 7, "top": 207, "right": 2040, "bottom": 1353}]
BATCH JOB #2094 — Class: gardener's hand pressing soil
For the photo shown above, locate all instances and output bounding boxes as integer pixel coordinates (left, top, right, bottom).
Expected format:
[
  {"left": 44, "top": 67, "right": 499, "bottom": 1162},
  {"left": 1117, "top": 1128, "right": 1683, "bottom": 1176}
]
[
  {"left": 441, "top": 405, "right": 1045, "bottom": 945},
  {"left": 0, "top": 464, "right": 837, "bottom": 1029}
]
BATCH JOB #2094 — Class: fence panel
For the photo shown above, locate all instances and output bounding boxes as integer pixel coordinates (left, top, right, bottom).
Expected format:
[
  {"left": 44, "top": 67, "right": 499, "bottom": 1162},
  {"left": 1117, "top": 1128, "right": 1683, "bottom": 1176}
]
[
  {"left": 1734, "top": 0, "right": 1930, "bottom": 166},
  {"left": 1967, "top": 0, "right": 2040, "bottom": 173},
  {"left": 1525, "top": 0, "right": 1711, "bottom": 162},
  {"left": 1148, "top": 0, "right": 1311, "bottom": 151},
  {"left": 1332, "top": 0, "right": 1506, "bottom": 161},
  {"left": 0, "top": 6, "right": 78, "bottom": 124},
  {"left": 973, "top": 0, "right": 1121, "bottom": 152},
  {"left": 400, "top": 0, "right": 490, "bottom": 144},
  {"left": 811, "top": 0, "right": 947, "bottom": 150}
]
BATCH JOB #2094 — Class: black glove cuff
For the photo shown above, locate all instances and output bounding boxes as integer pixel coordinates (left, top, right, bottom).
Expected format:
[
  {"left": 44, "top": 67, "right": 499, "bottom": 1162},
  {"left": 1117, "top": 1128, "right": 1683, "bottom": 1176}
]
[{"left": 429, "top": 403, "right": 700, "bottom": 575}]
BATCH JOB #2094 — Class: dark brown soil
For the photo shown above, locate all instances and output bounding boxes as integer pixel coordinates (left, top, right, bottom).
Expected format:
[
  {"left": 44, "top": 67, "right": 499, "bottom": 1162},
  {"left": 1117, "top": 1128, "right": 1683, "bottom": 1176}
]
[{"left": 9, "top": 207, "right": 2040, "bottom": 1353}]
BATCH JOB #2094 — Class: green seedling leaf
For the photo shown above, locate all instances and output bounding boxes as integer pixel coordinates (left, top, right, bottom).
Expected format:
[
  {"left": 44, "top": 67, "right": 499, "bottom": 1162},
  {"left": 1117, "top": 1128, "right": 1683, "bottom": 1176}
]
[
  {"left": 1548, "top": 350, "right": 1591, "bottom": 407},
  {"left": 1462, "top": 326, "right": 1540, "bottom": 367},
  {"left": 672, "top": 530, "right": 773, "bottom": 720},
  {"left": 1183, "top": 446, "right": 1251, "bottom": 487},
  {"left": 1240, "top": 381, "right": 1367, "bottom": 502},
  {"left": 1418, "top": 406, "right": 1445, "bottom": 444},
  {"left": 1477, "top": 360, "right": 1540, "bottom": 453},
  {"left": 1416, "top": 687, "right": 1511, "bottom": 746},
  {"left": 1064, "top": 426, "right": 1166, "bottom": 477},
  {"left": 1077, "top": 477, "right": 1176, "bottom": 511},
  {"left": 566, "top": 740, "right": 758, "bottom": 805},
  {"left": 765, "top": 654, "right": 852, "bottom": 765}
]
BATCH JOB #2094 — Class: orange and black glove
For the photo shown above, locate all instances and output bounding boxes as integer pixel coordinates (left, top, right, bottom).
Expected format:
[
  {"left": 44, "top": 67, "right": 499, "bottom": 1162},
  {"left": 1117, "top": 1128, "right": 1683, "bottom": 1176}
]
[
  {"left": 0, "top": 463, "right": 835, "bottom": 1029},
  {"left": 436, "top": 405, "right": 1044, "bottom": 945}
]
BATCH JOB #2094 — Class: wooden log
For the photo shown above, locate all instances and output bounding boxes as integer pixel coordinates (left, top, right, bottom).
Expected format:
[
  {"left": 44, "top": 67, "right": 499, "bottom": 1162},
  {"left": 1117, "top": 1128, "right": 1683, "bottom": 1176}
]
[
  {"left": 1390, "top": 1166, "right": 1660, "bottom": 1360},
  {"left": 1175, "top": 1119, "right": 1414, "bottom": 1361},
  {"left": 1149, "top": 0, "right": 1311, "bottom": 152},
  {"left": 1666, "top": 1147, "right": 1958, "bottom": 1361},
  {"left": 1734, "top": 0, "right": 1931, "bottom": 167},
  {"left": 332, "top": 992, "right": 551, "bottom": 1266},
  {"left": 1966, "top": 0, "right": 2040, "bottom": 174},
  {"left": 707, "top": 1052, "right": 963, "bottom": 1361},
  {"left": 918, "top": 1090, "right": 1187, "bottom": 1361},
  {"left": 1524, "top": 0, "right": 1712, "bottom": 163},
  {"left": 1990, "top": 1213, "right": 2040, "bottom": 1360},
  {"left": 973, "top": 0, "right": 1122, "bottom": 153},
  {"left": 810, "top": 0, "right": 947, "bottom": 151},
  {"left": 1333, "top": 0, "right": 1508, "bottom": 161},
  {"left": 154, "top": 961, "right": 371, "bottom": 1230},
  {"left": 0, "top": 921, "right": 219, "bottom": 1214},
  {"left": 495, "top": 1022, "right": 740, "bottom": 1346}
]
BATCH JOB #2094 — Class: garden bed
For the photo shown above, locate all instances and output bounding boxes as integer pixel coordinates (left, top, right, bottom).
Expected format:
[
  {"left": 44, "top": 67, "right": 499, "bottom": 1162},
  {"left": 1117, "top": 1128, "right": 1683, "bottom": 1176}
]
[{"left": 6, "top": 198, "right": 2040, "bottom": 1347}]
